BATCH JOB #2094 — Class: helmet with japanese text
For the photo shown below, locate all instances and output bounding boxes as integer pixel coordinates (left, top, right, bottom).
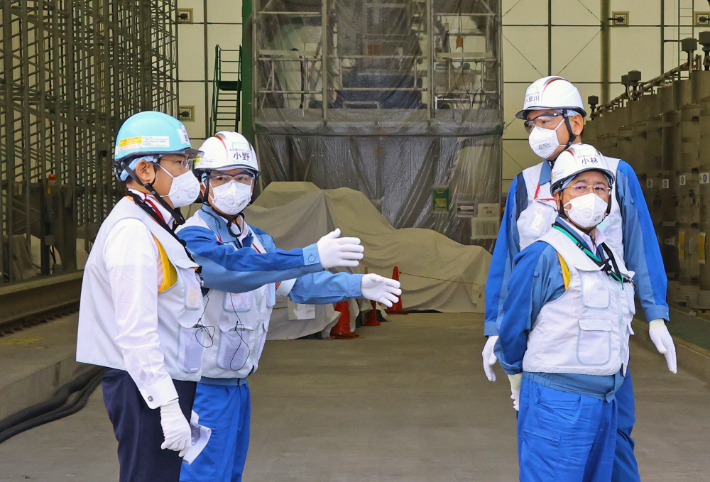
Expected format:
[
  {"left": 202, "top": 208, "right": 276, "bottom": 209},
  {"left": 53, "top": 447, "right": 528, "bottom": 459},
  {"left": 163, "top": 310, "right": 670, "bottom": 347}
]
[{"left": 193, "top": 132, "right": 259, "bottom": 179}]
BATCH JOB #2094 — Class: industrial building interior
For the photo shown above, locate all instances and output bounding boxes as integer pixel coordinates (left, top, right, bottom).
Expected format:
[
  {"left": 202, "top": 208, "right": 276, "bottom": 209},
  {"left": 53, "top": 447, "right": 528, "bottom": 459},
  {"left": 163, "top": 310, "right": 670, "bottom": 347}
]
[{"left": 0, "top": 0, "right": 709, "bottom": 481}]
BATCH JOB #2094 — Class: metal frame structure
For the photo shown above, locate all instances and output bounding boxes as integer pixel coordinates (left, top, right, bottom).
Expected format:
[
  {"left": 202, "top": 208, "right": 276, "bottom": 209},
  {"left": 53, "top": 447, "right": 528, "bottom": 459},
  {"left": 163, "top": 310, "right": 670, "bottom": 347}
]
[
  {"left": 245, "top": 0, "right": 503, "bottom": 247},
  {"left": 251, "top": 0, "right": 502, "bottom": 128},
  {"left": 0, "top": 0, "right": 179, "bottom": 284}
]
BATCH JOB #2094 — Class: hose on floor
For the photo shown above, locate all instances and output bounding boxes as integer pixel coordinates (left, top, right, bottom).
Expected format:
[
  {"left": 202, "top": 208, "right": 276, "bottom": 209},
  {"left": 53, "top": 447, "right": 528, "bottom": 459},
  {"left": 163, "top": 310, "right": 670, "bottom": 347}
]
[{"left": 0, "top": 366, "right": 104, "bottom": 444}]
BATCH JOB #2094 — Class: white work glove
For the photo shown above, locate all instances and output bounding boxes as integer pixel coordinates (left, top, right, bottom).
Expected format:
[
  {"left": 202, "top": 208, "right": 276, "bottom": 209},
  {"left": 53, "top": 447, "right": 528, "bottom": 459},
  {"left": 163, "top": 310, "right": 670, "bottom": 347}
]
[
  {"left": 316, "top": 229, "right": 364, "bottom": 269},
  {"left": 508, "top": 373, "right": 522, "bottom": 412},
  {"left": 360, "top": 273, "right": 402, "bottom": 308},
  {"left": 482, "top": 335, "right": 499, "bottom": 382},
  {"left": 649, "top": 319, "right": 677, "bottom": 374},
  {"left": 160, "top": 400, "right": 192, "bottom": 457}
]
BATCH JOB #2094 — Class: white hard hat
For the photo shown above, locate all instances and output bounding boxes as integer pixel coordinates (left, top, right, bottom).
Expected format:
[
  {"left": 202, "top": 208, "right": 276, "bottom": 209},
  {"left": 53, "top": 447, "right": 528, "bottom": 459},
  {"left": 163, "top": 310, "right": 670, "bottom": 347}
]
[
  {"left": 194, "top": 131, "right": 259, "bottom": 177},
  {"left": 550, "top": 144, "right": 615, "bottom": 193},
  {"left": 516, "top": 76, "right": 586, "bottom": 120}
]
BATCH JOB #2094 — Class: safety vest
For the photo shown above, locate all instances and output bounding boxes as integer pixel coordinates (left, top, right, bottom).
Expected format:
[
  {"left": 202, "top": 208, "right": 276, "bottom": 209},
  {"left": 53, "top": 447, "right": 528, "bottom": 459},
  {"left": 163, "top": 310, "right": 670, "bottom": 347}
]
[
  {"left": 522, "top": 227, "right": 635, "bottom": 376},
  {"left": 180, "top": 211, "right": 275, "bottom": 379},
  {"left": 516, "top": 155, "right": 623, "bottom": 258},
  {"left": 77, "top": 197, "right": 205, "bottom": 380}
]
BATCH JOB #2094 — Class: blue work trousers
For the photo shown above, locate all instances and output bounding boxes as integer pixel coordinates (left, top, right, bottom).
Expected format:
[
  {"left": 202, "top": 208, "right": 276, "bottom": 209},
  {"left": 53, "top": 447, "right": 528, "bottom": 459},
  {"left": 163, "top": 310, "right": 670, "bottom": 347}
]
[
  {"left": 613, "top": 368, "right": 640, "bottom": 482},
  {"left": 518, "top": 378, "right": 618, "bottom": 482},
  {"left": 180, "top": 382, "right": 251, "bottom": 482}
]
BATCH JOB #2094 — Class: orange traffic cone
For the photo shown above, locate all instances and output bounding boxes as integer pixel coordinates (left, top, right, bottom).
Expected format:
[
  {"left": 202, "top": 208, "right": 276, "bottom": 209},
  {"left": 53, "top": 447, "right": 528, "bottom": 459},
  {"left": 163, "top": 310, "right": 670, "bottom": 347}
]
[
  {"left": 362, "top": 300, "right": 381, "bottom": 326},
  {"left": 386, "top": 266, "right": 407, "bottom": 314},
  {"left": 330, "top": 300, "right": 359, "bottom": 339}
]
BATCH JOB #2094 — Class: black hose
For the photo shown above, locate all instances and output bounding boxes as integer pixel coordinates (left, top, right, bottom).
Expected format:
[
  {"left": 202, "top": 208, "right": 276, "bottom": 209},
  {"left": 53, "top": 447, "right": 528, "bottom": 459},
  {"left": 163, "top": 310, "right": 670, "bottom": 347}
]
[{"left": 0, "top": 366, "right": 104, "bottom": 444}]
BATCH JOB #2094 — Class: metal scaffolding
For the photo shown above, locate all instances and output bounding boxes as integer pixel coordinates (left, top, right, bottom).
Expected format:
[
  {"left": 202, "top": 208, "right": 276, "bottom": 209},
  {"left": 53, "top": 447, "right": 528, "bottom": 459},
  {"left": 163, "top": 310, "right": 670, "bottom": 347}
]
[
  {"left": 247, "top": 0, "right": 503, "bottom": 247},
  {"left": 0, "top": 0, "right": 178, "bottom": 284}
]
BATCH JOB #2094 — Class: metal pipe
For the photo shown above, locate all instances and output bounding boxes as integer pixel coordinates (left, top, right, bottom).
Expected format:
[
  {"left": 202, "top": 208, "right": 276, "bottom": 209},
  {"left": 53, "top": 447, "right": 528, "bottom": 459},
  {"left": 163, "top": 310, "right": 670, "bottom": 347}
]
[
  {"left": 1, "top": 0, "right": 14, "bottom": 282},
  {"left": 547, "top": 0, "right": 552, "bottom": 76},
  {"left": 322, "top": 0, "right": 328, "bottom": 124},
  {"left": 428, "top": 0, "right": 433, "bottom": 121},
  {"left": 67, "top": 0, "right": 78, "bottom": 273},
  {"left": 20, "top": 0, "right": 32, "bottom": 258},
  {"left": 204, "top": 0, "right": 209, "bottom": 136},
  {"left": 600, "top": 0, "right": 611, "bottom": 104},
  {"left": 598, "top": 57, "right": 698, "bottom": 112},
  {"left": 37, "top": 0, "right": 50, "bottom": 274},
  {"left": 661, "top": 0, "right": 665, "bottom": 74}
]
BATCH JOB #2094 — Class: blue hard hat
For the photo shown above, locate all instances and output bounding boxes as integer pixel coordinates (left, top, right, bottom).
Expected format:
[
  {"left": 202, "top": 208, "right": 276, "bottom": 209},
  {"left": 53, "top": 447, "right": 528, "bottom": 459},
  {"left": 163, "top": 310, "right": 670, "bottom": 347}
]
[{"left": 113, "top": 111, "right": 200, "bottom": 181}]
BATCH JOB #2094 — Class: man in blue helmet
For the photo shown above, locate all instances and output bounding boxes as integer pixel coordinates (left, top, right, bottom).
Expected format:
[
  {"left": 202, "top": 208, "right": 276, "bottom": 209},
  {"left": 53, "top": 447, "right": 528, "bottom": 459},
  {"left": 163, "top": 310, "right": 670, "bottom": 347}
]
[
  {"left": 176, "top": 132, "right": 402, "bottom": 482},
  {"left": 482, "top": 77, "right": 677, "bottom": 482},
  {"left": 77, "top": 111, "right": 207, "bottom": 482}
]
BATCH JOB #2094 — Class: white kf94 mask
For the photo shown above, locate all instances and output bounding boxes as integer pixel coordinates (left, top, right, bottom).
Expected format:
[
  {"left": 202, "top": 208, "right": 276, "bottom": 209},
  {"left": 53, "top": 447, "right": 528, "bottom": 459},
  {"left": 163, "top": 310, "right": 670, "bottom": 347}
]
[
  {"left": 159, "top": 166, "right": 201, "bottom": 208},
  {"left": 564, "top": 192, "right": 609, "bottom": 228},
  {"left": 210, "top": 180, "right": 252, "bottom": 215},
  {"left": 528, "top": 120, "right": 565, "bottom": 159}
]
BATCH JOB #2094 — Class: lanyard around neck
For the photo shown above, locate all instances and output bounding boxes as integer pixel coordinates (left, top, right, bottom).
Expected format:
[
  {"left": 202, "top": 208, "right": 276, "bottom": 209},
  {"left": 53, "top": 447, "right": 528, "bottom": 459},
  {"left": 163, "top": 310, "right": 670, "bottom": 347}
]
[
  {"left": 127, "top": 191, "right": 199, "bottom": 268},
  {"left": 552, "top": 223, "right": 625, "bottom": 285}
]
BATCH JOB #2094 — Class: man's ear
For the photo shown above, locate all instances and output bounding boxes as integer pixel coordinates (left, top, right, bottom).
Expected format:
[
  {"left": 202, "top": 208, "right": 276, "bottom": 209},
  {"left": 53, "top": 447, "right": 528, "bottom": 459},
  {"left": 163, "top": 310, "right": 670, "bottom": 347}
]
[
  {"left": 133, "top": 159, "right": 156, "bottom": 185},
  {"left": 571, "top": 114, "right": 584, "bottom": 137},
  {"left": 554, "top": 191, "right": 564, "bottom": 211}
]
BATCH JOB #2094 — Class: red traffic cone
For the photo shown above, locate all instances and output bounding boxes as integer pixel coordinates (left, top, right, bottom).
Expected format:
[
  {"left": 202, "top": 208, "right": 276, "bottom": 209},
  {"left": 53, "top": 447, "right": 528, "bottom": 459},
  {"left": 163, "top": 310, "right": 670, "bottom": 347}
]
[
  {"left": 362, "top": 300, "right": 381, "bottom": 326},
  {"left": 330, "top": 300, "right": 359, "bottom": 339},
  {"left": 386, "top": 266, "right": 407, "bottom": 314}
]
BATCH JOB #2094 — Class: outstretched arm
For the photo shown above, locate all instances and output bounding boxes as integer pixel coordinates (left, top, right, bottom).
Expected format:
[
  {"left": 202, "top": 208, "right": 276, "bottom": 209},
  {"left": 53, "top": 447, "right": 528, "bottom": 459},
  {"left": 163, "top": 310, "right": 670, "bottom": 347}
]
[{"left": 179, "top": 226, "right": 323, "bottom": 293}]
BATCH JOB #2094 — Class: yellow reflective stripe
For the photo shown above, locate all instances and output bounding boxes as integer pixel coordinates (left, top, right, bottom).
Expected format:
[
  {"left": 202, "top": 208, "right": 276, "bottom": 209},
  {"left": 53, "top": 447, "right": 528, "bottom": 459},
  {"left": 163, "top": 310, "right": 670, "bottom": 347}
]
[
  {"left": 700, "top": 232, "right": 707, "bottom": 265},
  {"left": 679, "top": 231, "right": 686, "bottom": 261},
  {"left": 153, "top": 235, "right": 177, "bottom": 293},
  {"left": 557, "top": 253, "right": 571, "bottom": 290}
]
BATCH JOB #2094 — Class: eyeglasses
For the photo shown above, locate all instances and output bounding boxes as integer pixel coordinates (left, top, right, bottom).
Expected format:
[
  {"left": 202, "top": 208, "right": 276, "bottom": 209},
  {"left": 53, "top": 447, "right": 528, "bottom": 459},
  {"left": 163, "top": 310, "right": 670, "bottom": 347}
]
[
  {"left": 524, "top": 112, "right": 565, "bottom": 134},
  {"left": 206, "top": 172, "right": 254, "bottom": 186},
  {"left": 160, "top": 156, "right": 193, "bottom": 171},
  {"left": 566, "top": 182, "right": 611, "bottom": 196}
]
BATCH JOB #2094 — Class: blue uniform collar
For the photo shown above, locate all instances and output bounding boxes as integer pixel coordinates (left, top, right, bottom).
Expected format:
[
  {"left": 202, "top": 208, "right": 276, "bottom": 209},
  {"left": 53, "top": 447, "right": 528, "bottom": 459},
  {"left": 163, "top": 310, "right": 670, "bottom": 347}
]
[
  {"left": 538, "top": 160, "right": 553, "bottom": 185},
  {"left": 555, "top": 217, "right": 598, "bottom": 254},
  {"left": 198, "top": 205, "right": 251, "bottom": 244}
]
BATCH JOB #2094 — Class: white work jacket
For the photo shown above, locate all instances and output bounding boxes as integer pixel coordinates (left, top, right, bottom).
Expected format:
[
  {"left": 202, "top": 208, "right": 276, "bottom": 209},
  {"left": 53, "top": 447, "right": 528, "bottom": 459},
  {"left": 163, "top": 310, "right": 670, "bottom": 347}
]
[
  {"left": 179, "top": 212, "right": 280, "bottom": 379},
  {"left": 77, "top": 197, "right": 205, "bottom": 408},
  {"left": 522, "top": 227, "right": 635, "bottom": 376}
]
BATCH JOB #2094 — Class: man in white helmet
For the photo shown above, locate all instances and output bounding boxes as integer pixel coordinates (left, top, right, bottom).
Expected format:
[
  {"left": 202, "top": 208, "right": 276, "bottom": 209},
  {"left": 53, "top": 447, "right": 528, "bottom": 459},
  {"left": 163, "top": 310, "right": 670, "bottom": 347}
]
[
  {"left": 176, "top": 132, "right": 402, "bottom": 481},
  {"left": 482, "top": 77, "right": 676, "bottom": 482},
  {"left": 498, "top": 148, "right": 638, "bottom": 481}
]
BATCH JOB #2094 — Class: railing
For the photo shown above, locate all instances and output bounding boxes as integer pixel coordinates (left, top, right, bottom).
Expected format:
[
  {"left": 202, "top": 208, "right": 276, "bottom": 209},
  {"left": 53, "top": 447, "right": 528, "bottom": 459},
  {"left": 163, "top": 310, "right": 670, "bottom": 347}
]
[{"left": 210, "top": 45, "right": 243, "bottom": 135}]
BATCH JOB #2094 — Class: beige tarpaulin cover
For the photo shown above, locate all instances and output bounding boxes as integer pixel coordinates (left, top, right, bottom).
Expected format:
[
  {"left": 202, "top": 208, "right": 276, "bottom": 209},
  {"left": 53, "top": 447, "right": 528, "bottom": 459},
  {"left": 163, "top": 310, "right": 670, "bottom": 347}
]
[{"left": 245, "top": 182, "right": 491, "bottom": 339}]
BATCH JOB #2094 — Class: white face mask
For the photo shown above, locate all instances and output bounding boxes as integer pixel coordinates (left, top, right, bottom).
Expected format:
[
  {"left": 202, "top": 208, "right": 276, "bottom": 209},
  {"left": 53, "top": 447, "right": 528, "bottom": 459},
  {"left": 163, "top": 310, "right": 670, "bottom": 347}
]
[
  {"left": 564, "top": 192, "right": 609, "bottom": 228},
  {"left": 528, "top": 119, "right": 565, "bottom": 159},
  {"left": 158, "top": 165, "right": 201, "bottom": 208},
  {"left": 209, "top": 180, "right": 252, "bottom": 215}
]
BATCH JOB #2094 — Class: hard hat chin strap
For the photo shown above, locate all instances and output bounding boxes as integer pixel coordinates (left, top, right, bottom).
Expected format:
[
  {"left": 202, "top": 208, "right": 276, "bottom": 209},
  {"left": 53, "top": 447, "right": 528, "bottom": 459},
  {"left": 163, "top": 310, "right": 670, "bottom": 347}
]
[
  {"left": 563, "top": 115, "right": 578, "bottom": 148},
  {"left": 548, "top": 115, "right": 578, "bottom": 164},
  {"left": 124, "top": 163, "right": 186, "bottom": 226}
]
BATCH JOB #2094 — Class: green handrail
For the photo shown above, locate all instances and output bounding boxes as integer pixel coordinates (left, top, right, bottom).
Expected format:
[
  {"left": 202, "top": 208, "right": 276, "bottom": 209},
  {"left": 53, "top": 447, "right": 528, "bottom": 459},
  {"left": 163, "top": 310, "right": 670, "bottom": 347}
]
[{"left": 209, "top": 45, "right": 243, "bottom": 135}]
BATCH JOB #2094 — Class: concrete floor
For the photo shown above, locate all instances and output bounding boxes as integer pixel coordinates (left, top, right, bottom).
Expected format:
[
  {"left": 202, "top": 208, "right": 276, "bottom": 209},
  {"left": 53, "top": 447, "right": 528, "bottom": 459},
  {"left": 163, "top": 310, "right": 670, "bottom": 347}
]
[{"left": 0, "top": 313, "right": 709, "bottom": 481}]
